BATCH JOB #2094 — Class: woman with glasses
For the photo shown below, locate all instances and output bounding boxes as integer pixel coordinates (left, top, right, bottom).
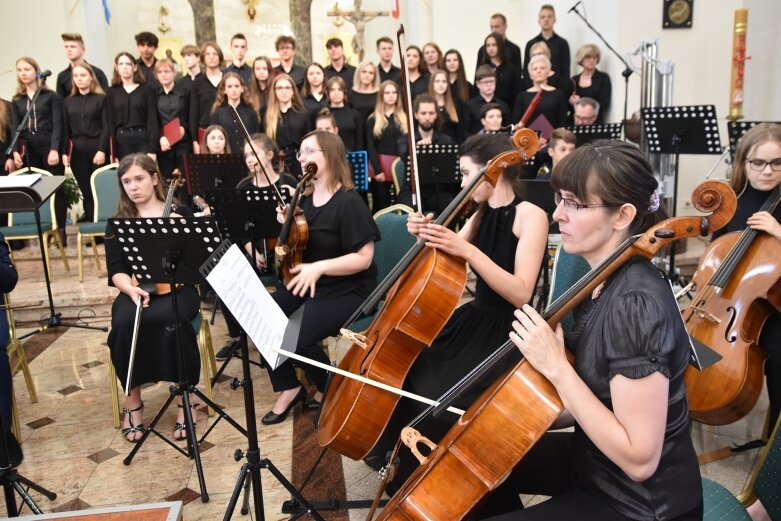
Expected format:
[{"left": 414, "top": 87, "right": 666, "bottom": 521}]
[
  {"left": 570, "top": 44, "right": 611, "bottom": 124},
  {"left": 478, "top": 140, "right": 702, "bottom": 520},
  {"left": 710, "top": 123, "right": 781, "bottom": 447},
  {"left": 260, "top": 130, "right": 380, "bottom": 425},
  {"left": 263, "top": 74, "right": 310, "bottom": 178}
]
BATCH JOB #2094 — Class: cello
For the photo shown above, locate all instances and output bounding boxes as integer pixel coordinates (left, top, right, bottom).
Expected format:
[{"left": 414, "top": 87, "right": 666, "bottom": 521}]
[
  {"left": 374, "top": 180, "right": 735, "bottom": 521},
  {"left": 683, "top": 185, "right": 781, "bottom": 425},
  {"left": 316, "top": 128, "right": 540, "bottom": 460}
]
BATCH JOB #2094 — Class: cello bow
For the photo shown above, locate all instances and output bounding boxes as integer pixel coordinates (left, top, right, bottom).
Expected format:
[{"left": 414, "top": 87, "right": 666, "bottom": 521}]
[{"left": 396, "top": 25, "right": 423, "bottom": 212}]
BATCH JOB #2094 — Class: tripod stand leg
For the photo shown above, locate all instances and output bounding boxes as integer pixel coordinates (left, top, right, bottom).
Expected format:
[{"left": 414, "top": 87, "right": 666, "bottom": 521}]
[
  {"left": 182, "top": 391, "right": 209, "bottom": 502},
  {"left": 240, "top": 473, "right": 251, "bottom": 515},
  {"left": 223, "top": 463, "right": 250, "bottom": 521},
  {"left": 261, "top": 458, "right": 325, "bottom": 521},
  {"left": 3, "top": 482, "right": 18, "bottom": 517},
  {"left": 13, "top": 479, "right": 44, "bottom": 515},
  {"left": 16, "top": 473, "right": 57, "bottom": 500}
]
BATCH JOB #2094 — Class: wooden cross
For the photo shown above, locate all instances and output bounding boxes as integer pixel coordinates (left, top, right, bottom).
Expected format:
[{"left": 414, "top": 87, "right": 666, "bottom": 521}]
[{"left": 326, "top": 0, "right": 390, "bottom": 61}]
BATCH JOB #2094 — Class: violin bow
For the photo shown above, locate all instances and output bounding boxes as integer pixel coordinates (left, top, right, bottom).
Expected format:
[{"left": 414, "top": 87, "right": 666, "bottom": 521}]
[{"left": 397, "top": 25, "right": 423, "bottom": 212}]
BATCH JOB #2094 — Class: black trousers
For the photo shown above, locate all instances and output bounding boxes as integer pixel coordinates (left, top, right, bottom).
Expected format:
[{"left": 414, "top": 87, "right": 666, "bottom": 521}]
[
  {"left": 115, "top": 127, "right": 148, "bottom": 160},
  {"left": 760, "top": 313, "right": 781, "bottom": 432},
  {"left": 370, "top": 180, "right": 393, "bottom": 213},
  {"left": 69, "top": 136, "right": 101, "bottom": 220},
  {"left": 24, "top": 134, "right": 67, "bottom": 232},
  {"left": 264, "top": 285, "right": 364, "bottom": 392}
]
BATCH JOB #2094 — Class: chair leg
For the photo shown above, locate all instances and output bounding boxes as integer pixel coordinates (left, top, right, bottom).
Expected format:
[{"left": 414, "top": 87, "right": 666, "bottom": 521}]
[
  {"left": 52, "top": 230, "right": 70, "bottom": 272},
  {"left": 77, "top": 232, "right": 84, "bottom": 282},
  {"left": 9, "top": 339, "right": 37, "bottom": 403},
  {"left": 198, "top": 319, "right": 215, "bottom": 417},
  {"left": 90, "top": 237, "right": 101, "bottom": 270},
  {"left": 109, "top": 363, "right": 121, "bottom": 429},
  {"left": 11, "top": 384, "right": 21, "bottom": 442}
]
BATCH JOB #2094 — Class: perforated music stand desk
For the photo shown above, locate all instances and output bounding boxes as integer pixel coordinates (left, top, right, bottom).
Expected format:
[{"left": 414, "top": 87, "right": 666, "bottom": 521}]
[
  {"left": 205, "top": 188, "right": 281, "bottom": 246},
  {"left": 183, "top": 153, "right": 246, "bottom": 195},
  {"left": 346, "top": 151, "right": 369, "bottom": 192},
  {"left": 404, "top": 144, "right": 461, "bottom": 215},
  {"left": 727, "top": 120, "right": 781, "bottom": 157},
  {"left": 565, "top": 123, "right": 623, "bottom": 146}
]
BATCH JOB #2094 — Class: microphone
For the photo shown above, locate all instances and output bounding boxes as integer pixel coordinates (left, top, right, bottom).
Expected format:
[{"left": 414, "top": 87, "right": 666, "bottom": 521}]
[
  {"left": 568, "top": 1, "right": 581, "bottom": 13},
  {"left": 37, "top": 70, "right": 52, "bottom": 79}
]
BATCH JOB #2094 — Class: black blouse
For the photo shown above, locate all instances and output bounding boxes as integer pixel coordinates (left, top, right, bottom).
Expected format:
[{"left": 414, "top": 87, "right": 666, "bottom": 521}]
[
  {"left": 712, "top": 184, "right": 781, "bottom": 240},
  {"left": 106, "top": 84, "right": 159, "bottom": 151},
  {"left": 567, "top": 258, "right": 701, "bottom": 520},
  {"left": 349, "top": 90, "right": 378, "bottom": 122},
  {"left": 366, "top": 114, "right": 404, "bottom": 174},
  {"left": 303, "top": 93, "right": 328, "bottom": 121},
  {"left": 189, "top": 74, "right": 220, "bottom": 138},
  {"left": 330, "top": 106, "right": 364, "bottom": 151},
  {"left": 485, "top": 61, "right": 520, "bottom": 108},
  {"left": 408, "top": 73, "right": 429, "bottom": 101},
  {"left": 62, "top": 92, "right": 110, "bottom": 153},
  {"left": 10, "top": 90, "right": 63, "bottom": 152},
  {"left": 511, "top": 88, "right": 568, "bottom": 130},
  {"left": 209, "top": 103, "right": 260, "bottom": 155},
  {"left": 572, "top": 70, "right": 612, "bottom": 124},
  {"left": 300, "top": 188, "right": 380, "bottom": 299},
  {"left": 263, "top": 107, "right": 311, "bottom": 151}
]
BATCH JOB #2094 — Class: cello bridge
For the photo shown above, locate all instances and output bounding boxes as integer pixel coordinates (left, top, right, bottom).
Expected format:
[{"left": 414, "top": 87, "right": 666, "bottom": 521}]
[
  {"left": 339, "top": 328, "right": 367, "bottom": 349},
  {"left": 691, "top": 307, "right": 722, "bottom": 324}
]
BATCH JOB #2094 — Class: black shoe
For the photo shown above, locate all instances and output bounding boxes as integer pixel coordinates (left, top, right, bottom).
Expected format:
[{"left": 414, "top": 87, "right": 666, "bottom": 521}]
[
  {"left": 215, "top": 338, "right": 239, "bottom": 361},
  {"left": 5, "top": 431, "right": 23, "bottom": 467},
  {"left": 261, "top": 387, "right": 306, "bottom": 425},
  {"left": 363, "top": 453, "right": 386, "bottom": 471},
  {"left": 303, "top": 398, "right": 321, "bottom": 411}
]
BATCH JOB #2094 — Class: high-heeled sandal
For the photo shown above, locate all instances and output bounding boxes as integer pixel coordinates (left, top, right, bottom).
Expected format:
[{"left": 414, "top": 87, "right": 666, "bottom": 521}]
[
  {"left": 173, "top": 402, "right": 200, "bottom": 441},
  {"left": 121, "top": 402, "right": 145, "bottom": 443}
]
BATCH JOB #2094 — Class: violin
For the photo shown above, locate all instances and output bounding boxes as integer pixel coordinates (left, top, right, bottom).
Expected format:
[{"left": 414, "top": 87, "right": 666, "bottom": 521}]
[
  {"left": 683, "top": 184, "right": 781, "bottom": 425},
  {"left": 316, "top": 127, "right": 540, "bottom": 460},
  {"left": 375, "top": 180, "right": 735, "bottom": 521},
  {"left": 274, "top": 161, "right": 317, "bottom": 285}
]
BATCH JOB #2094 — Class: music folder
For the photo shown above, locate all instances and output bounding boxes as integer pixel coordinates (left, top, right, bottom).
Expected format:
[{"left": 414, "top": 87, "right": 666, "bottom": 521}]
[{"left": 162, "top": 117, "right": 183, "bottom": 147}]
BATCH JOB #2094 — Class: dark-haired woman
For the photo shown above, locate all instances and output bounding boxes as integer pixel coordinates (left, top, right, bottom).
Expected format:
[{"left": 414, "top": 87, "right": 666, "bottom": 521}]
[
  {"left": 325, "top": 76, "right": 363, "bottom": 152},
  {"left": 261, "top": 130, "right": 380, "bottom": 425},
  {"left": 105, "top": 154, "right": 200, "bottom": 443},
  {"left": 106, "top": 52, "right": 159, "bottom": 161},
  {"left": 478, "top": 33, "right": 520, "bottom": 108},
  {"left": 405, "top": 46, "right": 429, "bottom": 101},
  {"left": 208, "top": 72, "right": 260, "bottom": 155},
  {"left": 444, "top": 49, "right": 475, "bottom": 105},
  {"left": 480, "top": 140, "right": 702, "bottom": 520},
  {"left": 248, "top": 56, "right": 273, "bottom": 116},
  {"left": 370, "top": 133, "right": 548, "bottom": 494},
  {"left": 301, "top": 63, "right": 328, "bottom": 119},
  {"left": 428, "top": 69, "right": 469, "bottom": 144}
]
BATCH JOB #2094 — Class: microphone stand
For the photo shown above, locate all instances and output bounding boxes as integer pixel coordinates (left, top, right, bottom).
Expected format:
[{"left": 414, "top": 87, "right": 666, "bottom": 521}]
[{"left": 568, "top": 3, "right": 633, "bottom": 123}]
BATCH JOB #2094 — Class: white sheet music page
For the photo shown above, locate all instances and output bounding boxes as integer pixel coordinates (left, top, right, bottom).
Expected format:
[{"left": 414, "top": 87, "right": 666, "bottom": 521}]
[
  {"left": 205, "top": 244, "right": 288, "bottom": 369},
  {"left": 0, "top": 173, "right": 41, "bottom": 187}
]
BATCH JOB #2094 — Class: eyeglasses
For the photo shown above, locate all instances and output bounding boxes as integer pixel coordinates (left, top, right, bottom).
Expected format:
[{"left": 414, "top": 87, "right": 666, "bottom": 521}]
[
  {"left": 275, "top": 85, "right": 293, "bottom": 91},
  {"left": 296, "top": 147, "right": 322, "bottom": 160},
  {"left": 746, "top": 158, "right": 781, "bottom": 172},
  {"left": 554, "top": 193, "right": 619, "bottom": 211}
]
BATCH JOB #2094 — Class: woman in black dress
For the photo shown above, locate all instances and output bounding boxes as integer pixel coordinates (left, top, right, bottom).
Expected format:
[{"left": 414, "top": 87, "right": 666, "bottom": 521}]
[
  {"left": 405, "top": 46, "right": 429, "bottom": 101},
  {"left": 350, "top": 61, "right": 380, "bottom": 122},
  {"left": 154, "top": 59, "right": 191, "bottom": 181},
  {"left": 106, "top": 154, "right": 201, "bottom": 442},
  {"left": 366, "top": 80, "right": 407, "bottom": 212},
  {"left": 263, "top": 74, "right": 310, "bottom": 178},
  {"left": 8, "top": 57, "right": 68, "bottom": 243},
  {"left": 62, "top": 63, "right": 109, "bottom": 222},
  {"left": 481, "top": 140, "right": 702, "bottom": 520},
  {"left": 301, "top": 63, "right": 328, "bottom": 120},
  {"left": 189, "top": 42, "right": 223, "bottom": 153},
  {"left": 422, "top": 42, "right": 444, "bottom": 75},
  {"left": 478, "top": 33, "right": 520, "bottom": 108},
  {"left": 512, "top": 55, "right": 568, "bottom": 134},
  {"left": 325, "top": 76, "right": 363, "bottom": 152},
  {"left": 261, "top": 130, "right": 380, "bottom": 425},
  {"left": 209, "top": 72, "right": 260, "bottom": 155},
  {"left": 370, "top": 133, "right": 549, "bottom": 493},
  {"left": 106, "top": 52, "right": 159, "bottom": 161},
  {"left": 247, "top": 56, "right": 273, "bottom": 116},
  {"left": 570, "top": 44, "right": 612, "bottom": 124},
  {"left": 444, "top": 49, "right": 474, "bottom": 105},
  {"left": 428, "top": 69, "right": 468, "bottom": 143}
]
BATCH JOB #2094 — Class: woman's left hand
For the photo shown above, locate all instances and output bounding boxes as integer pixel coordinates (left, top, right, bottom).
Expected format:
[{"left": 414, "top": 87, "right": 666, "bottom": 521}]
[
  {"left": 509, "top": 304, "right": 568, "bottom": 382},
  {"left": 286, "top": 262, "right": 324, "bottom": 298},
  {"left": 418, "top": 222, "right": 473, "bottom": 259},
  {"left": 747, "top": 211, "right": 781, "bottom": 240},
  {"left": 47, "top": 150, "right": 59, "bottom": 166}
]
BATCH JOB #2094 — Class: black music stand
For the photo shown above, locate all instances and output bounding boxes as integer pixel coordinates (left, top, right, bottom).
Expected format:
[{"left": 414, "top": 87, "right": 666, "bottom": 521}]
[
  {"left": 405, "top": 144, "right": 461, "bottom": 215},
  {"left": 641, "top": 105, "right": 722, "bottom": 280},
  {"left": 565, "top": 123, "right": 623, "bottom": 146},
  {"left": 346, "top": 151, "right": 369, "bottom": 192},
  {"left": 199, "top": 240, "right": 323, "bottom": 521},
  {"left": 0, "top": 176, "right": 107, "bottom": 339},
  {"left": 110, "top": 217, "right": 247, "bottom": 502},
  {"left": 204, "top": 187, "right": 279, "bottom": 380},
  {"left": 727, "top": 120, "right": 780, "bottom": 158},
  {"left": 183, "top": 153, "right": 246, "bottom": 196}
]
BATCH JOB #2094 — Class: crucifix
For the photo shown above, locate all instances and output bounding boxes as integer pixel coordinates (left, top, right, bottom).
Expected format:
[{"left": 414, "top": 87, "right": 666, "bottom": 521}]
[{"left": 327, "top": 0, "right": 390, "bottom": 61}]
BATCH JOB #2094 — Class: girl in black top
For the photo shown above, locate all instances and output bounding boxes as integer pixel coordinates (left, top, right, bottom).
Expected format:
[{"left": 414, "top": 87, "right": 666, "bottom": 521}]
[
  {"left": 154, "top": 59, "right": 191, "bottom": 181},
  {"left": 481, "top": 141, "right": 702, "bottom": 520},
  {"left": 62, "top": 63, "right": 109, "bottom": 222},
  {"left": 428, "top": 69, "right": 468, "bottom": 143},
  {"left": 479, "top": 33, "right": 520, "bottom": 108},
  {"left": 325, "top": 76, "right": 363, "bottom": 152},
  {"left": 8, "top": 57, "right": 67, "bottom": 243},
  {"left": 570, "top": 44, "right": 612, "bottom": 124},
  {"left": 209, "top": 72, "right": 260, "bottom": 155},
  {"left": 422, "top": 42, "right": 445, "bottom": 74},
  {"left": 512, "top": 55, "right": 568, "bottom": 132},
  {"left": 350, "top": 61, "right": 380, "bottom": 122},
  {"left": 264, "top": 74, "right": 311, "bottom": 178},
  {"left": 405, "top": 46, "right": 429, "bottom": 101},
  {"left": 301, "top": 63, "right": 328, "bottom": 120},
  {"left": 106, "top": 52, "right": 159, "bottom": 161},
  {"left": 189, "top": 42, "right": 223, "bottom": 153},
  {"left": 710, "top": 124, "right": 781, "bottom": 448},
  {"left": 105, "top": 154, "right": 200, "bottom": 443},
  {"left": 247, "top": 56, "right": 273, "bottom": 117},
  {"left": 444, "top": 49, "right": 474, "bottom": 105},
  {"left": 366, "top": 80, "right": 407, "bottom": 212},
  {"left": 260, "top": 130, "right": 380, "bottom": 425}
]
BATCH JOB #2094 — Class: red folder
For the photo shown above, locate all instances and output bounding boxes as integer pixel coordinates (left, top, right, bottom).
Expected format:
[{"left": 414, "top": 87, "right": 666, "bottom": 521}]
[
  {"left": 162, "top": 117, "right": 183, "bottom": 146},
  {"left": 529, "top": 114, "right": 554, "bottom": 140}
]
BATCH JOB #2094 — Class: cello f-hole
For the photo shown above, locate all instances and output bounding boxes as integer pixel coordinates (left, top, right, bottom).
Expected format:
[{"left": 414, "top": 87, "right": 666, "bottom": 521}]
[{"left": 725, "top": 306, "right": 738, "bottom": 342}]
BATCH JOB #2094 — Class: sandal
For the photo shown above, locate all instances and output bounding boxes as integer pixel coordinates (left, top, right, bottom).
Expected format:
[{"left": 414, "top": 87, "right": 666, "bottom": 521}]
[
  {"left": 121, "top": 401, "right": 145, "bottom": 443},
  {"left": 173, "top": 402, "right": 200, "bottom": 441}
]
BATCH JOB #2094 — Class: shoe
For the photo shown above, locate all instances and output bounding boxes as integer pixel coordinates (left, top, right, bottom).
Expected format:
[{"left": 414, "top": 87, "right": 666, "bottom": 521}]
[
  {"left": 215, "top": 338, "right": 239, "bottom": 361},
  {"left": 363, "top": 453, "right": 385, "bottom": 471},
  {"left": 303, "top": 398, "right": 321, "bottom": 411},
  {"left": 173, "top": 402, "right": 199, "bottom": 441},
  {"left": 121, "top": 401, "right": 145, "bottom": 443},
  {"left": 4, "top": 431, "right": 23, "bottom": 467},
  {"left": 262, "top": 387, "right": 306, "bottom": 425}
]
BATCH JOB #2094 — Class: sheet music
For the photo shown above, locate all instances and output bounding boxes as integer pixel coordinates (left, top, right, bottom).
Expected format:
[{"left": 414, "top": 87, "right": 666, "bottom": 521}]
[
  {"left": 0, "top": 174, "right": 41, "bottom": 188},
  {"left": 205, "top": 244, "right": 289, "bottom": 369}
]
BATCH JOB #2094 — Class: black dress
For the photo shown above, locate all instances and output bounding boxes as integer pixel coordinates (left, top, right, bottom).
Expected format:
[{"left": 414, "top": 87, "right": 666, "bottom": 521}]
[
  {"left": 330, "top": 106, "right": 364, "bottom": 151},
  {"left": 572, "top": 70, "right": 612, "bottom": 124},
  {"left": 105, "top": 207, "right": 201, "bottom": 391},
  {"left": 380, "top": 198, "right": 524, "bottom": 492},
  {"left": 511, "top": 89, "right": 568, "bottom": 130},
  {"left": 209, "top": 102, "right": 260, "bottom": 156},
  {"left": 349, "top": 90, "right": 377, "bottom": 122}
]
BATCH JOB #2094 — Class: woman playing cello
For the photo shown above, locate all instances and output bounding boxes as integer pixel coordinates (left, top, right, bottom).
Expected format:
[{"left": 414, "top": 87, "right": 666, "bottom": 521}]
[
  {"left": 261, "top": 130, "right": 380, "bottom": 425},
  {"left": 369, "top": 133, "right": 548, "bottom": 493},
  {"left": 480, "top": 140, "right": 702, "bottom": 520}
]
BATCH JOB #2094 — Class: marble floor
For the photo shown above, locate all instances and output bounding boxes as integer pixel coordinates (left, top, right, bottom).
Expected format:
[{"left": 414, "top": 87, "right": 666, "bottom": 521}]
[{"left": 2, "top": 225, "right": 770, "bottom": 520}]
